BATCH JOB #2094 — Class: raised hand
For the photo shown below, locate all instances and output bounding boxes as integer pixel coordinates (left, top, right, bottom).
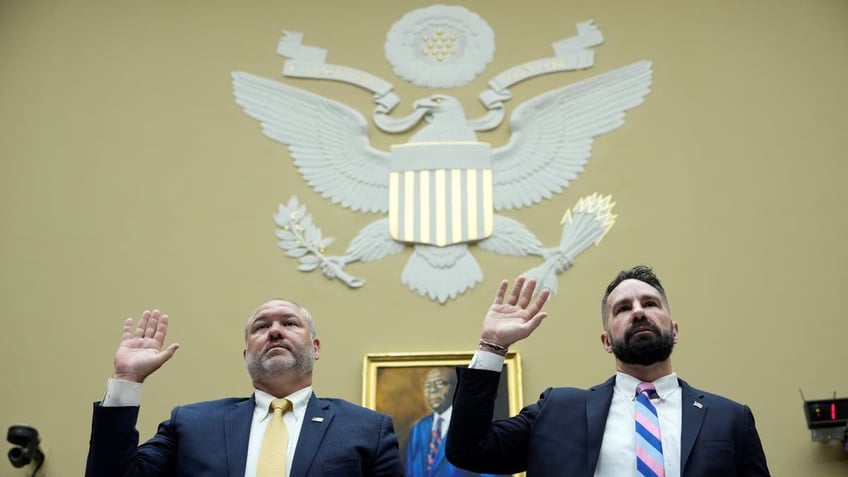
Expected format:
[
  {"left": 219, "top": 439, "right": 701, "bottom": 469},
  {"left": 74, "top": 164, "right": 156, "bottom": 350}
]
[
  {"left": 112, "top": 310, "right": 180, "bottom": 383},
  {"left": 480, "top": 276, "right": 550, "bottom": 348}
]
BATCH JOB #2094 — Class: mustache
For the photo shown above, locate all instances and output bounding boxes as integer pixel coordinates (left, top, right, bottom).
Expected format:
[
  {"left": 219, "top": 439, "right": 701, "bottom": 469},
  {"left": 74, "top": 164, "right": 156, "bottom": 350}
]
[
  {"left": 264, "top": 339, "right": 291, "bottom": 353},
  {"left": 624, "top": 320, "right": 661, "bottom": 341}
]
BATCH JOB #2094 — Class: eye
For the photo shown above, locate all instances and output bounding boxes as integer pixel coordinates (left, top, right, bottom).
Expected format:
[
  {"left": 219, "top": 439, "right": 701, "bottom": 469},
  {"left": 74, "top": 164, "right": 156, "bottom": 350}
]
[{"left": 423, "top": 380, "right": 449, "bottom": 392}]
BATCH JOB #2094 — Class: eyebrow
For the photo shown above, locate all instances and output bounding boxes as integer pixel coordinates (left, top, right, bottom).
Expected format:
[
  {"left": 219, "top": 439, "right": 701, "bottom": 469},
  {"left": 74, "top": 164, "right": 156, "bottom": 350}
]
[
  {"left": 610, "top": 292, "right": 663, "bottom": 310},
  {"left": 251, "top": 313, "right": 301, "bottom": 325}
]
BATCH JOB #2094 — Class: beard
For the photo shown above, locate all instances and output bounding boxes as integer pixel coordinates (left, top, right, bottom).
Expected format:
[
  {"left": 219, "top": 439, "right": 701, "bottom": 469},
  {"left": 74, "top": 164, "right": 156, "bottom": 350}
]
[
  {"left": 609, "top": 321, "right": 675, "bottom": 366},
  {"left": 245, "top": 341, "right": 315, "bottom": 382}
]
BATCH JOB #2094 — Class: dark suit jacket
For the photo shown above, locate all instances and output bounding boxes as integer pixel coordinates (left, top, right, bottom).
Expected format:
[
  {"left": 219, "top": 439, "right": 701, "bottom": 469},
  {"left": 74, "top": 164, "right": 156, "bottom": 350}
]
[
  {"left": 85, "top": 393, "right": 404, "bottom": 477},
  {"left": 446, "top": 368, "right": 770, "bottom": 477}
]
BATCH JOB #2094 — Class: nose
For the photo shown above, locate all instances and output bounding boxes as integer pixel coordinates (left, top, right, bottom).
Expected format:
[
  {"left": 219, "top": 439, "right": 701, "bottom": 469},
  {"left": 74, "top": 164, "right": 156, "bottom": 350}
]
[
  {"left": 630, "top": 301, "right": 646, "bottom": 319},
  {"left": 267, "top": 322, "right": 286, "bottom": 338}
]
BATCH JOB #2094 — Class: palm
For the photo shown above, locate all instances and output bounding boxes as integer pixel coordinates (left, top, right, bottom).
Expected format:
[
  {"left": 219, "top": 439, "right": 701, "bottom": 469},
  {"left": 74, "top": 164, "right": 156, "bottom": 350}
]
[
  {"left": 112, "top": 310, "right": 179, "bottom": 382},
  {"left": 482, "top": 277, "right": 550, "bottom": 346}
]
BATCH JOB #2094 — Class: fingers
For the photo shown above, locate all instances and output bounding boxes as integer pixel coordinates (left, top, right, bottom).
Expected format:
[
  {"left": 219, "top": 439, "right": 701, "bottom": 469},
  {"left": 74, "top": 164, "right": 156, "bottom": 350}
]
[
  {"left": 504, "top": 276, "right": 540, "bottom": 308},
  {"left": 523, "top": 311, "right": 549, "bottom": 335},
  {"left": 517, "top": 277, "right": 539, "bottom": 308},
  {"left": 129, "top": 310, "right": 167, "bottom": 342},
  {"left": 144, "top": 310, "right": 161, "bottom": 339},
  {"left": 159, "top": 342, "right": 180, "bottom": 363},
  {"left": 493, "top": 279, "right": 510, "bottom": 305},
  {"left": 507, "top": 276, "right": 526, "bottom": 306},
  {"left": 525, "top": 287, "right": 551, "bottom": 317},
  {"left": 121, "top": 318, "right": 134, "bottom": 342},
  {"left": 134, "top": 310, "right": 151, "bottom": 339},
  {"left": 153, "top": 313, "right": 170, "bottom": 345},
  {"left": 501, "top": 276, "right": 551, "bottom": 316}
]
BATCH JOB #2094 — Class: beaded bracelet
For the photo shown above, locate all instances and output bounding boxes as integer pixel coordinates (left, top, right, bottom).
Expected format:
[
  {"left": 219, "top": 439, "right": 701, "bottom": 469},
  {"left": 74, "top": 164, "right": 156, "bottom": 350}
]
[{"left": 478, "top": 338, "right": 509, "bottom": 356}]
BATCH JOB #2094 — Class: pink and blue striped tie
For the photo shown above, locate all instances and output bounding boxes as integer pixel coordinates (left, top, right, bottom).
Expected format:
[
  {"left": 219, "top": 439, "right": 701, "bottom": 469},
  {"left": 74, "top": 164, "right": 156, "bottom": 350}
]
[{"left": 635, "top": 382, "right": 665, "bottom": 477}]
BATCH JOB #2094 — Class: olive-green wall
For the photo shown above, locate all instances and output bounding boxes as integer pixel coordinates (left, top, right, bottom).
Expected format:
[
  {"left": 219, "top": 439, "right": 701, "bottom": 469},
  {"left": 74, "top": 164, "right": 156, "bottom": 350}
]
[{"left": 1, "top": 1, "right": 846, "bottom": 475}]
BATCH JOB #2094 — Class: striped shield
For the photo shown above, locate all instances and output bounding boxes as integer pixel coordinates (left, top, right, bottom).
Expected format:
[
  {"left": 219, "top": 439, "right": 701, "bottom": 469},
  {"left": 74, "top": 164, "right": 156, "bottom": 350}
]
[{"left": 389, "top": 141, "right": 493, "bottom": 247}]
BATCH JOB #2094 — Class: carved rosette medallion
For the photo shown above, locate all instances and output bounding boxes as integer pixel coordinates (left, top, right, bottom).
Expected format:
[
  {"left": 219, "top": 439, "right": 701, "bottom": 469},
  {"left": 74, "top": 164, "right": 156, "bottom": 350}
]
[{"left": 385, "top": 5, "right": 495, "bottom": 88}]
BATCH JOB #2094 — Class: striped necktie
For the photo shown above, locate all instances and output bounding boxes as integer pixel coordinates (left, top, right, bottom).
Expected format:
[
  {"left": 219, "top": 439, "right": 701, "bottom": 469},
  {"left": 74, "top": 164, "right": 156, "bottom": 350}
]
[
  {"left": 635, "top": 382, "right": 665, "bottom": 477},
  {"left": 426, "top": 416, "right": 443, "bottom": 472},
  {"left": 257, "top": 398, "right": 291, "bottom": 477}
]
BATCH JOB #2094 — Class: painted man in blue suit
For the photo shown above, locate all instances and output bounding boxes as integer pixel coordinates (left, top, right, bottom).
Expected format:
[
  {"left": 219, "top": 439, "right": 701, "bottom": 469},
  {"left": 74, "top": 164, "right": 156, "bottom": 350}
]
[
  {"left": 405, "top": 367, "right": 499, "bottom": 477},
  {"left": 85, "top": 299, "right": 404, "bottom": 477},
  {"left": 446, "top": 266, "right": 771, "bottom": 476}
]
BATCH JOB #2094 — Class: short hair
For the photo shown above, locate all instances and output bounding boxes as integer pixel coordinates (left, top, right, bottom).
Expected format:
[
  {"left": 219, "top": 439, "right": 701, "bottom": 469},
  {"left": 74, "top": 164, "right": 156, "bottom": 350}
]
[
  {"left": 244, "top": 299, "right": 317, "bottom": 342},
  {"left": 425, "top": 366, "right": 457, "bottom": 387},
  {"left": 600, "top": 265, "right": 668, "bottom": 325}
]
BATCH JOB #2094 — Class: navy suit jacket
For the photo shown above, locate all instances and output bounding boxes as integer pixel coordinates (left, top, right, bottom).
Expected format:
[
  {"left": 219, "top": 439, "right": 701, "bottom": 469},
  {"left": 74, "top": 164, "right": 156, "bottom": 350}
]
[
  {"left": 86, "top": 393, "right": 404, "bottom": 477},
  {"left": 446, "top": 368, "right": 770, "bottom": 477}
]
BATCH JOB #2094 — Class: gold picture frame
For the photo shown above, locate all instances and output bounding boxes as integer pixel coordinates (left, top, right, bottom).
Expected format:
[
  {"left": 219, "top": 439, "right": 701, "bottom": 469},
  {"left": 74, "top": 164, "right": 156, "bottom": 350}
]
[{"left": 363, "top": 351, "right": 523, "bottom": 477}]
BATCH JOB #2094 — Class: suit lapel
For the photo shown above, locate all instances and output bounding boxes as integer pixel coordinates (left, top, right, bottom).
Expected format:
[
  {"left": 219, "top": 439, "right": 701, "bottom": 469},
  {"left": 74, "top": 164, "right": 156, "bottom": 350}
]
[
  {"left": 679, "top": 380, "right": 707, "bottom": 472},
  {"left": 586, "top": 376, "right": 616, "bottom": 473},
  {"left": 224, "top": 397, "right": 256, "bottom": 476},
  {"left": 290, "top": 394, "right": 334, "bottom": 477}
]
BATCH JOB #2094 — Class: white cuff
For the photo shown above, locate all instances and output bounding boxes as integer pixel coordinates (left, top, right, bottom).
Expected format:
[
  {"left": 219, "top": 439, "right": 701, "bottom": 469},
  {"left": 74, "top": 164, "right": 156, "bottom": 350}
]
[
  {"left": 468, "top": 350, "right": 505, "bottom": 371},
  {"left": 102, "top": 378, "right": 143, "bottom": 407}
]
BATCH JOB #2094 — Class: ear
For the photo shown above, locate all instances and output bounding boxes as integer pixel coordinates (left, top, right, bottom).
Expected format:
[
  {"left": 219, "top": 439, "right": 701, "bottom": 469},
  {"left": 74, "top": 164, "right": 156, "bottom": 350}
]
[
  {"left": 600, "top": 331, "right": 613, "bottom": 353},
  {"left": 243, "top": 349, "right": 247, "bottom": 360},
  {"left": 313, "top": 338, "right": 321, "bottom": 360},
  {"left": 672, "top": 322, "right": 679, "bottom": 344}
]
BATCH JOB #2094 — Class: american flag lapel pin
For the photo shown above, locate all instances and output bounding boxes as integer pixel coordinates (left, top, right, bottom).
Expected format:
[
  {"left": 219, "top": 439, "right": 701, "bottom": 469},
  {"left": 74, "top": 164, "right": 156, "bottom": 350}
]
[
  {"left": 311, "top": 417, "right": 325, "bottom": 422},
  {"left": 693, "top": 401, "right": 703, "bottom": 409}
]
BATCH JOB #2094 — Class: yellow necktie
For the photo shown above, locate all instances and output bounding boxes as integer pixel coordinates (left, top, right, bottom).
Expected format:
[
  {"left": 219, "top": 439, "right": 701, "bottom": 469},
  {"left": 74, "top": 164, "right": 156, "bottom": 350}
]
[{"left": 257, "top": 398, "right": 291, "bottom": 477}]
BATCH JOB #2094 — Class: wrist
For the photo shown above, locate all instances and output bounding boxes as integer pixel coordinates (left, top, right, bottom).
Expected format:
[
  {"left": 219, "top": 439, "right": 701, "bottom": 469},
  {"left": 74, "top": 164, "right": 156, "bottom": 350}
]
[
  {"left": 112, "top": 372, "right": 144, "bottom": 383},
  {"left": 478, "top": 338, "right": 509, "bottom": 357}
]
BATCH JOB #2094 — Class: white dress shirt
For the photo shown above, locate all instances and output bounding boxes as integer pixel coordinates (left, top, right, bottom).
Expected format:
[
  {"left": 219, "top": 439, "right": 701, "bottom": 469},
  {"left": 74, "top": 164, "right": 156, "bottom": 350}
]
[
  {"left": 245, "top": 386, "right": 312, "bottom": 477},
  {"left": 594, "top": 372, "right": 681, "bottom": 477},
  {"left": 469, "top": 351, "right": 683, "bottom": 477},
  {"left": 432, "top": 406, "right": 452, "bottom": 439}
]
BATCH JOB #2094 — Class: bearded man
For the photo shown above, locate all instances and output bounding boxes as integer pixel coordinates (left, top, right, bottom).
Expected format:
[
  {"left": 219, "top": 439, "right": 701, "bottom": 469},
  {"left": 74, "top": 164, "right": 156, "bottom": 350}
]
[
  {"left": 85, "top": 299, "right": 404, "bottom": 477},
  {"left": 445, "top": 266, "right": 771, "bottom": 477}
]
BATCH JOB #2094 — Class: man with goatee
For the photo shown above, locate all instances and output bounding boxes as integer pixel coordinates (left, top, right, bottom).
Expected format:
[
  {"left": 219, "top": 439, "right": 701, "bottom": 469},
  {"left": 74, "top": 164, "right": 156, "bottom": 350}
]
[{"left": 446, "top": 266, "right": 770, "bottom": 477}]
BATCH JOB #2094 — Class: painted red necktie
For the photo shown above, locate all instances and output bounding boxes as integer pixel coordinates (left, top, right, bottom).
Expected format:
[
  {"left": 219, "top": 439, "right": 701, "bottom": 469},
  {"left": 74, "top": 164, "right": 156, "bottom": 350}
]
[{"left": 426, "top": 416, "right": 443, "bottom": 472}]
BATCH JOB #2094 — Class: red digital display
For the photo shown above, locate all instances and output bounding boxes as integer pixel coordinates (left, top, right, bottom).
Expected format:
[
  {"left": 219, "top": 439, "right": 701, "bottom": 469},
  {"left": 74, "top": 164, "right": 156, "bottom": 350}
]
[{"left": 804, "top": 398, "right": 848, "bottom": 429}]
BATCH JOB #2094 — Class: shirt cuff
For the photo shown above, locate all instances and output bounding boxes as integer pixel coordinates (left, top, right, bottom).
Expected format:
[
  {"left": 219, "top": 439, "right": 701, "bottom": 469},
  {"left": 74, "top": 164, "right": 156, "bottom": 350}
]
[
  {"left": 468, "top": 350, "right": 506, "bottom": 371},
  {"left": 101, "top": 378, "right": 143, "bottom": 407}
]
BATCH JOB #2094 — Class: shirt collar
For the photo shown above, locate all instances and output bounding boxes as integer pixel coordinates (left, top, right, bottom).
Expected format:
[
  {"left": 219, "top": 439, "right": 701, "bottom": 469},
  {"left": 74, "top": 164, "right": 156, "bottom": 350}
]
[
  {"left": 254, "top": 386, "right": 313, "bottom": 421},
  {"left": 615, "top": 371, "right": 679, "bottom": 400},
  {"left": 434, "top": 405, "right": 453, "bottom": 423}
]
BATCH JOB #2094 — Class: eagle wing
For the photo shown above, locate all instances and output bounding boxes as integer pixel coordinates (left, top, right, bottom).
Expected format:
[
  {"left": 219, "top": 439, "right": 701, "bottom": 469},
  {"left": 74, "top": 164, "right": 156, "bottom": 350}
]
[
  {"left": 491, "top": 60, "right": 652, "bottom": 210},
  {"left": 232, "top": 72, "right": 390, "bottom": 213}
]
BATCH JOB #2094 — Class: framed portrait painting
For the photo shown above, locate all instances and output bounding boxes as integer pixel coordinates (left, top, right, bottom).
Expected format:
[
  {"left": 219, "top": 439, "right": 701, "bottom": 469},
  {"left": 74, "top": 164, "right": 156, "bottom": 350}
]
[{"left": 363, "top": 351, "right": 523, "bottom": 477}]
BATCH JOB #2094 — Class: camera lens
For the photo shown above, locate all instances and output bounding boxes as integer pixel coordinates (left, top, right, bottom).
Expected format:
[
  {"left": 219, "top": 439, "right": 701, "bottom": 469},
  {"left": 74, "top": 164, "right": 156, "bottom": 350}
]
[{"left": 8, "top": 446, "right": 30, "bottom": 467}]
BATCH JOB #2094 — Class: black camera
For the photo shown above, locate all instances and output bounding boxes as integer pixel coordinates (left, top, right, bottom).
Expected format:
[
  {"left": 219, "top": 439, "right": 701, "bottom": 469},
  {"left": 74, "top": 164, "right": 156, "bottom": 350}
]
[{"left": 7, "top": 425, "right": 44, "bottom": 469}]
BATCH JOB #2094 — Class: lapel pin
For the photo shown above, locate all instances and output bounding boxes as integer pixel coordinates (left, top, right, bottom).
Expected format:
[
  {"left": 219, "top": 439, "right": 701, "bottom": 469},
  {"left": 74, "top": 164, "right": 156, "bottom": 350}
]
[
  {"left": 311, "top": 417, "right": 325, "bottom": 422},
  {"left": 693, "top": 401, "right": 703, "bottom": 409}
]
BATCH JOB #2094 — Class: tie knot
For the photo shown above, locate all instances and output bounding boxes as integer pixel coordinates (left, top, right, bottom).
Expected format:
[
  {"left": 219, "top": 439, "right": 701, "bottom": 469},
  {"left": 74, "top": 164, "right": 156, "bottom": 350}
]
[
  {"left": 270, "top": 398, "right": 291, "bottom": 414},
  {"left": 636, "top": 382, "right": 658, "bottom": 398}
]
